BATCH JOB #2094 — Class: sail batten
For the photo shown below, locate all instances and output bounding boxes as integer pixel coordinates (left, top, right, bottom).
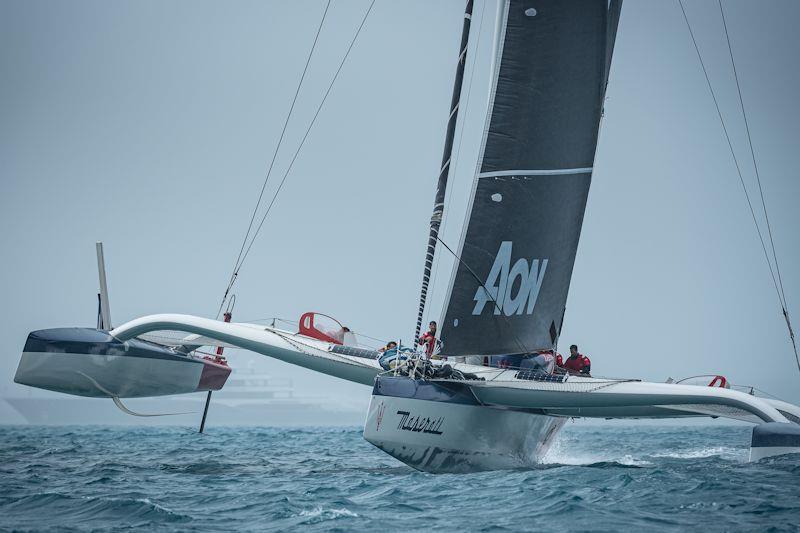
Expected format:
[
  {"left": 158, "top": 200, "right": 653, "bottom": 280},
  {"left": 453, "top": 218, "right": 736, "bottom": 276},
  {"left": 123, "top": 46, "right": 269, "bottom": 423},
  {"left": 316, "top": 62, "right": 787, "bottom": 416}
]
[
  {"left": 478, "top": 168, "right": 594, "bottom": 178},
  {"left": 440, "top": 0, "right": 622, "bottom": 356}
]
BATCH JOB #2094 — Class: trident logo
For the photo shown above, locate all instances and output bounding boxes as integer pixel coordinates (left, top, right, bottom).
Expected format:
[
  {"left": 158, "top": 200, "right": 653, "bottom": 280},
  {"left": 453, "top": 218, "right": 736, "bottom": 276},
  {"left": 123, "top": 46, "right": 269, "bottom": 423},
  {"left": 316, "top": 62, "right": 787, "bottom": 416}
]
[{"left": 375, "top": 401, "right": 386, "bottom": 431}]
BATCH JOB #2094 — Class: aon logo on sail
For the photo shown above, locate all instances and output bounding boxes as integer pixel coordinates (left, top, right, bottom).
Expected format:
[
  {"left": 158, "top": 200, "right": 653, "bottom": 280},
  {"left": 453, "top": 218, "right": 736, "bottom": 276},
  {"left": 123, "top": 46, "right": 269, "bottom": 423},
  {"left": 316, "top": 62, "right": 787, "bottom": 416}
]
[{"left": 472, "top": 241, "right": 547, "bottom": 316}]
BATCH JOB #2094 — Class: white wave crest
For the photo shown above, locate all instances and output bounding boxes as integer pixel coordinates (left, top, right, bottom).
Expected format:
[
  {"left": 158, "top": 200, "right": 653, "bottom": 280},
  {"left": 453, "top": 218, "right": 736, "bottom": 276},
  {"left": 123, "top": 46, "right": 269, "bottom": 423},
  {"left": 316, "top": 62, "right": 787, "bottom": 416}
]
[
  {"left": 299, "top": 507, "right": 359, "bottom": 520},
  {"left": 651, "top": 446, "right": 745, "bottom": 460},
  {"left": 541, "top": 438, "right": 652, "bottom": 466}
]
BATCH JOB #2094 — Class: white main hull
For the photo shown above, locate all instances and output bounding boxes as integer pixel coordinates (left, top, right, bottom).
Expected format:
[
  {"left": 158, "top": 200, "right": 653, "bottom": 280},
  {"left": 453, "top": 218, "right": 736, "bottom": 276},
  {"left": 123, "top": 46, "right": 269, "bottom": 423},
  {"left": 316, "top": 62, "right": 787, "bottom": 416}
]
[{"left": 363, "top": 377, "right": 565, "bottom": 473}]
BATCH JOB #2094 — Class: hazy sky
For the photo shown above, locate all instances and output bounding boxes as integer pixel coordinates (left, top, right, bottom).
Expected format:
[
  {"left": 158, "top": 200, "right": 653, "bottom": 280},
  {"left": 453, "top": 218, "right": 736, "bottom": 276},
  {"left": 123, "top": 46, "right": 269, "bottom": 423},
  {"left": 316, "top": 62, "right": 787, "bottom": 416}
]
[{"left": 1, "top": 0, "right": 799, "bottom": 424}]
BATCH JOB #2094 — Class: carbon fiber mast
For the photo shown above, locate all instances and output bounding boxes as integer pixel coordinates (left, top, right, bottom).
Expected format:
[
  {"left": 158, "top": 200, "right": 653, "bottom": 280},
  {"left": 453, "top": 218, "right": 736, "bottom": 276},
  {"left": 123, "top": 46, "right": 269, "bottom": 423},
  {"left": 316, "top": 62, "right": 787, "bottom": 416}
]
[{"left": 413, "top": 0, "right": 474, "bottom": 342}]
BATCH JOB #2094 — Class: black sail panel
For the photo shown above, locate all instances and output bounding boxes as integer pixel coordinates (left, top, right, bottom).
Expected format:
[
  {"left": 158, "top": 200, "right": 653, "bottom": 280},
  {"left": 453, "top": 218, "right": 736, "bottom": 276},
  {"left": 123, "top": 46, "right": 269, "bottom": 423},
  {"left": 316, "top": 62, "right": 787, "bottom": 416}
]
[{"left": 440, "top": 0, "right": 621, "bottom": 356}]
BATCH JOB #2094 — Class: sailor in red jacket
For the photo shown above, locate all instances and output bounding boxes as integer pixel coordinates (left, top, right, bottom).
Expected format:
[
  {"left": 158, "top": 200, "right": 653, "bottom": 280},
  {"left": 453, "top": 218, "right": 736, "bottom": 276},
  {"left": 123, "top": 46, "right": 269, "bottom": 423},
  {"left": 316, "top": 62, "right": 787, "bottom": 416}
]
[
  {"left": 418, "top": 321, "right": 438, "bottom": 358},
  {"left": 562, "top": 344, "right": 591, "bottom": 375}
]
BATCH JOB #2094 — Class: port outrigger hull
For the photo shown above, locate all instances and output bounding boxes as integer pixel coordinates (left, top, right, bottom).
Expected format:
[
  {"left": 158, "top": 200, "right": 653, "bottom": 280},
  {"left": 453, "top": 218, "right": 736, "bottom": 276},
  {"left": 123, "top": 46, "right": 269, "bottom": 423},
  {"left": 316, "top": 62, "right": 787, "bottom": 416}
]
[{"left": 15, "top": 327, "right": 230, "bottom": 398}]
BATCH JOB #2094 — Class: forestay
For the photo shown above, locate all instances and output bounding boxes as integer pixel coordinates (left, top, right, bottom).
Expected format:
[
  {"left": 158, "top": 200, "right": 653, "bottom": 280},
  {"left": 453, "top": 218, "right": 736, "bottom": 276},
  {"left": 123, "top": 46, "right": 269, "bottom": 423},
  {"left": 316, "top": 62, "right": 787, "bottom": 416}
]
[{"left": 441, "top": 0, "right": 622, "bottom": 356}]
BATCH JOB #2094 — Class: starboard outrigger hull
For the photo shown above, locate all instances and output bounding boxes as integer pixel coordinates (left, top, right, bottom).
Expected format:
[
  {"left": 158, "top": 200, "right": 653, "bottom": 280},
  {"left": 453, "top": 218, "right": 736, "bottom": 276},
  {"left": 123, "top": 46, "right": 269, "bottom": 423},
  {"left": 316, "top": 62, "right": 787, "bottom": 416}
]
[{"left": 750, "top": 422, "right": 800, "bottom": 462}]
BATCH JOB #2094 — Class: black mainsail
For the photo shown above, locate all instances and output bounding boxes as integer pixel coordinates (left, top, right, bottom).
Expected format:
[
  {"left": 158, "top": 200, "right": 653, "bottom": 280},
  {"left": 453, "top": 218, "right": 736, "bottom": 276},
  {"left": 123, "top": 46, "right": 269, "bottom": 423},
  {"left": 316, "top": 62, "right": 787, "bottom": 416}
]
[{"left": 439, "top": 0, "right": 623, "bottom": 356}]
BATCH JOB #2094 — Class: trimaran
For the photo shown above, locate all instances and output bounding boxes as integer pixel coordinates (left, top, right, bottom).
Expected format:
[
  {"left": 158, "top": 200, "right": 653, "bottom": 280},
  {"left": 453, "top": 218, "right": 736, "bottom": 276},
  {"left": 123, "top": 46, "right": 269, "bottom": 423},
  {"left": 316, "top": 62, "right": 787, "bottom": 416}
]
[{"left": 14, "top": 0, "right": 800, "bottom": 473}]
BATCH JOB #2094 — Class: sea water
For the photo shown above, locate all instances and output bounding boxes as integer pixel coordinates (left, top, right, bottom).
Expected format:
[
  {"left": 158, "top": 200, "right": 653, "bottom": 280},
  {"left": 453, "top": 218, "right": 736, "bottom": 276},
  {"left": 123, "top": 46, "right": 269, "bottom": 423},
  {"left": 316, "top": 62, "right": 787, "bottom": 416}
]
[{"left": 1, "top": 423, "right": 798, "bottom": 532}]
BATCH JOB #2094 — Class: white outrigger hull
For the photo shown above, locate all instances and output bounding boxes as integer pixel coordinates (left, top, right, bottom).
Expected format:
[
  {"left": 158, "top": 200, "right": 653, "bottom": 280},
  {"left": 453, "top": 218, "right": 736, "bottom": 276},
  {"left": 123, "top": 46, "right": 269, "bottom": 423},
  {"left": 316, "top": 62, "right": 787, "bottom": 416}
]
[{"left": 15, "top": 327, "right": 231, "bottom": 398}]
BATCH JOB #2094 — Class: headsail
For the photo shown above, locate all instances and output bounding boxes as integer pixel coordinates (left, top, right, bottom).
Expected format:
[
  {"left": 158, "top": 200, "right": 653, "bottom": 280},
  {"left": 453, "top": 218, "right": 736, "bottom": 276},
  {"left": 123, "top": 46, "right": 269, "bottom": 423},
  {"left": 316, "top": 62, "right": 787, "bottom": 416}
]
[{"left": 440, "top": 0, "right": 623, "bottom": 356}]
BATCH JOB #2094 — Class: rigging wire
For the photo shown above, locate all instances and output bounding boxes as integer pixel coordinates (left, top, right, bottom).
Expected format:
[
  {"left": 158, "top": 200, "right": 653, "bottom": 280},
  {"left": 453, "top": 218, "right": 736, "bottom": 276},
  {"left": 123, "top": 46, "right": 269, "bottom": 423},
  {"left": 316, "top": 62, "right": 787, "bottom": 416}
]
[
  {"left": 677, "top": 0, "right": 779, "bottom": 304},
  {"left": 234, "top": 2, "right": 375, "bottom": 281},
  {"left": 434, "top": 235, "right": 531, "bottom": 356},
  {"left": 718, "top": 0, "right": 798, "bottom": 373},
  {"left": 424, "top": 0, "right": 487, "bottom": 330},
  {"left": 242, "top": 316, "right": 388, "bottom": 347},
  {"left": 678, "top": 0, "right": 799, "bottom": 373},
  {"left": 217, "top": 0, "right": 332, "bottom": 319},
  {"left": 718, "top": 0, "right": 787, "bottom": 310},
  {"left": 216, "top": 0, "right": 376, "bottom": 317}
]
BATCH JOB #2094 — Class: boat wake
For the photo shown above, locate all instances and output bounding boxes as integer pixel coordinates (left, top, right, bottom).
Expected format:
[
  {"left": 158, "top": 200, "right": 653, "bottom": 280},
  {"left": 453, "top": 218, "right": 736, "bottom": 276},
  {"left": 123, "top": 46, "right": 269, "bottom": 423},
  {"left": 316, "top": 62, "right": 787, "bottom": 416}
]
[
  {"left": 541, "top": 452, "right": 652, "bottom": 468},
  {"left": 541, "top": 436, "right": 652, "bottom": 467},
  {"left": 541, "top": 427, "right": 749, "bottom": 466},
  {"left": 650, "top": 446, "right": 745, "bottom": 461}
]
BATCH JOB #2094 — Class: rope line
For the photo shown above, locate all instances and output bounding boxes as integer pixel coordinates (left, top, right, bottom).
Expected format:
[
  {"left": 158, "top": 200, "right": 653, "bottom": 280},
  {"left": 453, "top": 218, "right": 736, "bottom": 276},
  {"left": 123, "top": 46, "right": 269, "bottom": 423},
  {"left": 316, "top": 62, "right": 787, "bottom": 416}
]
[
  {"left": 677, "top": 0, "right": 781, "bottom": 305},
  {"left": 217, "top": 0, "right": 376, "bottom": 316},
  {"left": 718, "top": 1, "right": 798, "bottom": 373},
  {"left": 242, "top": 317, "right": 395, "bottom": 349},
  {"left": 235, "top": 0, "right": 376, "bottom": 285},
  {"left": 272, "top": 330, "right": 376, "bottom": 369},
  {"left": 435, "top": 235, "right": 531, "bottom": 356},
  {"left": 217, "top": 0, "right": 332, "bottom": 319},
  {"left": 718, "top": 0, "right": 788, "bottom": 310},
  {"left": 679, "top": 0, "right": 799, "bottom": 373}
]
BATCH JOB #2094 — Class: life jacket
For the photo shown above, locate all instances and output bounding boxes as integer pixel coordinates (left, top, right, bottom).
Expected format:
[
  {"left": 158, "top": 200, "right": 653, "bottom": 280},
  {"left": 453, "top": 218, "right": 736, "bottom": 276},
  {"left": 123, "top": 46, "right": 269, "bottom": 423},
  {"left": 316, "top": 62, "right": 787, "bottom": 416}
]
[
  {"left": 418, "top": 332, "right": 436, "bottom": 357},
  {"left": 563, "top": 353, "right": 591, "bottom": 374},
  {"left": 378, "top": 346, "right": 415, "bottom": 370}
]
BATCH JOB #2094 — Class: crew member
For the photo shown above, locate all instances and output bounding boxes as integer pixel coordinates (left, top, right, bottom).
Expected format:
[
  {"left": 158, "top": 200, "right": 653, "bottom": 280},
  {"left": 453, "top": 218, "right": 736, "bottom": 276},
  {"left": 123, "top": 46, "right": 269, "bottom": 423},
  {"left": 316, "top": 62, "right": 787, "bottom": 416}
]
[
  {"left": 377, "top": 341, "right": 397, "bottom": 353},
  {"left": 562, "top": 344, "right": 591, "bottom": 375},
  {"left": 521, "top": 351, "right": 555, "bottom": 374},
  {"left": 342, "top": 326, "right": 357, "bottom": 347},
  {"left": 418, "top": 321, "right": 438, "bottom": 358}
]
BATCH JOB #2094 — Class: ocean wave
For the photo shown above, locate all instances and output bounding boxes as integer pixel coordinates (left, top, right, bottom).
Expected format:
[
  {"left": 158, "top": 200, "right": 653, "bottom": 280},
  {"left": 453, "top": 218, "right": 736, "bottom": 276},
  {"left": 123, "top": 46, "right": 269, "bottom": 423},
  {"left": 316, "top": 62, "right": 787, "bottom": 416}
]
[
  {"left": 582, "top": 457, "right": 652, "bottom": 468},
  {"left": 541, "top": 444, "right": 652, "bottom": 467},
  {"left": 4, "top": 492, "right": 191, "bottom": 524},
  {"left": 158, "top": 459, "right": 253, "bottom": 475},
  {"left": 297, "top": 506, "right": 359, "bottom": 523},
  {"left": 2, "top": 425, "right": 799, "bottom": 531},
  {"left": 650, "top": 446, "right": 745, "bottom": 460}
]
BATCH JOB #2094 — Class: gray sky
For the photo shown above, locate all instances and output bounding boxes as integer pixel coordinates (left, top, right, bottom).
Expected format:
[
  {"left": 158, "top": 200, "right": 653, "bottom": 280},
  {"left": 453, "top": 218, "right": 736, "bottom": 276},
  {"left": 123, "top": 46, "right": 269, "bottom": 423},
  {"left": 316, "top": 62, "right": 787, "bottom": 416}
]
[{"left": 1, "top": 0, "right": 799, "bottom": 423}]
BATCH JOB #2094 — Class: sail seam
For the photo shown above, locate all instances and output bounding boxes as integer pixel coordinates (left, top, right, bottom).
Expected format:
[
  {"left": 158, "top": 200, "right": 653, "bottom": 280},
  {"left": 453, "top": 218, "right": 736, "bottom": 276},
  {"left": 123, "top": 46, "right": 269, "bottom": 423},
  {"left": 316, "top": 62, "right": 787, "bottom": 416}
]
[{"left": 478, "top": 168, "right": 593, "bottom": 178}]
